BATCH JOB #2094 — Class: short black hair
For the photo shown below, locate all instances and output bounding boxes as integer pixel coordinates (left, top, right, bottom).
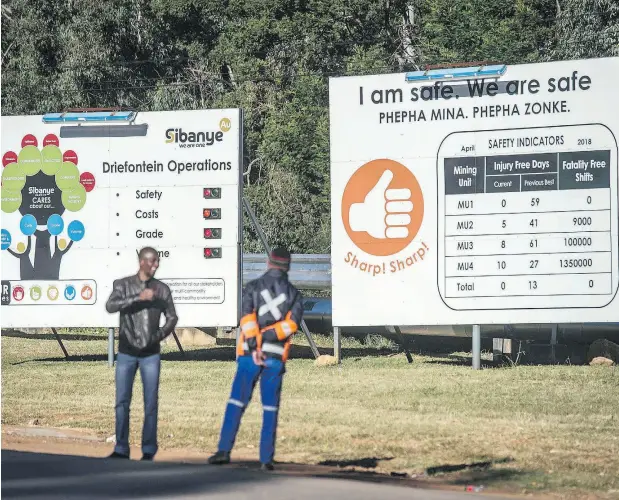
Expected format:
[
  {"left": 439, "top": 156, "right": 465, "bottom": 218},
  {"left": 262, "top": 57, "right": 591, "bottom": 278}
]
[
  {"left": 271, "top": 246, "right": 290, "bottom": 260},
  {"left": 138, "top": 247, "right": 158, "bottom": 260}
]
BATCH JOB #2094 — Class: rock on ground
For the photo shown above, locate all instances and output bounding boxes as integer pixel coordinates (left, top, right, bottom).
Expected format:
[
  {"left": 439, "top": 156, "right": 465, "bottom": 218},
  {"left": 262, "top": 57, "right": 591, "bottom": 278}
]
[
  {"left": 314, "top": 355, "right": 338, "bottom": 367},
  {"left": 587, "top": 339, "right": 619, "bottom": 365}
]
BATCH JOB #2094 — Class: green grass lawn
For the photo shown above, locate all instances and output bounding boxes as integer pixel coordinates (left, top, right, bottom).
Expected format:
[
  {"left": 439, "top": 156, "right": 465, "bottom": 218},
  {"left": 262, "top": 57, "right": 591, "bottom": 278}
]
[{"left": 1, "top": 328, "right": 618, "bottom": 499}]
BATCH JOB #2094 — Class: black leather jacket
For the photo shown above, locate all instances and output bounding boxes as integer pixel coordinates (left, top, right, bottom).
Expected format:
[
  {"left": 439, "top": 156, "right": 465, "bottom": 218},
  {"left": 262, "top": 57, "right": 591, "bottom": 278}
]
[
  {"left": 240, "top": 268, "right": 303, "bottom": 361},
  {"left": 106, "top": 274, "right": 178, "bottom": 357}
]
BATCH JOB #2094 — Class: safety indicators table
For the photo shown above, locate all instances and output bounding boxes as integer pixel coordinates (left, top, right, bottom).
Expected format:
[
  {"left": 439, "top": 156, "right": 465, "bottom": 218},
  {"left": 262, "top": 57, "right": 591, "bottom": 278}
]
[{"left": 437, "top": 124, "right": 618, "bottom": 311}]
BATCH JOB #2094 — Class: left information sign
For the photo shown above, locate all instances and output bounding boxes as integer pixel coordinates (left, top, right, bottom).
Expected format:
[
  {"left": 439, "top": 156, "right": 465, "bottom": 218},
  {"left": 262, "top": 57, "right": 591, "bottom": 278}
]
[{"left": 0, "top": 109, "right": 243, "bottom": 328}]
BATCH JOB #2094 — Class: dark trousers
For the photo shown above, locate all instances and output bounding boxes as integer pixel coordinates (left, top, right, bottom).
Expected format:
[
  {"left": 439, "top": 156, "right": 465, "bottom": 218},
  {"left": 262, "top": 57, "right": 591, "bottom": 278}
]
[
  {"left": 114, "top": 352, "right": 161, "bottom": 457},
  {"left": 217, "top": 355, "right": 285, "bottom": 464}
]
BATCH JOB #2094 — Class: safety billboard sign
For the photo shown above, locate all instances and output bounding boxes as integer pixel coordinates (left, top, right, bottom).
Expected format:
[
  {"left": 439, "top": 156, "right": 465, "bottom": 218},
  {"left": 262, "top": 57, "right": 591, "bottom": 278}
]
[
  {"left": 329, "top": 57, "right": 619, "bottom": 326},
  {"left": 1, "top": 109, "right": 242, "bottom": 328}
]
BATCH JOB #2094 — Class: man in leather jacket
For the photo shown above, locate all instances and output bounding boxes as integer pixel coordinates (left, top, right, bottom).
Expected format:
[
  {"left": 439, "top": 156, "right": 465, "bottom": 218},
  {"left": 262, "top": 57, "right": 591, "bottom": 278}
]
[
  {"left": 208, "top": 247, "right": 303, "bottom": 471},
  {"left": 105, "top": 246, "right": 178, "bottom": 461}
]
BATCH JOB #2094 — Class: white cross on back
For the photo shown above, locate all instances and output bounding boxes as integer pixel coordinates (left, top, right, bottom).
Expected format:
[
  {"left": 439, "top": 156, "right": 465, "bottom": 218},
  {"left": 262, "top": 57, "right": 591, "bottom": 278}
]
[{"left": 258, "top": 289, "right": 286, "bottom": 320}]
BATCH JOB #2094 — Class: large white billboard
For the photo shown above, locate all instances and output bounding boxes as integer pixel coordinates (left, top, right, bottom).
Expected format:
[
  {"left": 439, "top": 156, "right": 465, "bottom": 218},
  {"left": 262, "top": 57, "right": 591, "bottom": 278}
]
[
  {"left": 329, "top": 57, "right": 619, "bottom": 326},
  {"left": 1, "top": 109, "right": 242, "bottom": 328}
]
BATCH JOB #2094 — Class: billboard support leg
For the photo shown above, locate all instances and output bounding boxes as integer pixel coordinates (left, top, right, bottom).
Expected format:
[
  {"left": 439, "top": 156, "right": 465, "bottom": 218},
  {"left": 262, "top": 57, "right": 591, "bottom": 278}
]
[
  {"left": 108, "top": 328, "right": 115, "bottom": 367},
  {"left": 300, "top": 320, "right": 320, "bottom": 359},
  {"left": 472, "top": 324, "right": 481, "bottom": 370},
  {"left": 334, "top": 326, "right": 342, "bottom": 364},
  {"left": 242, "top": 196, "right": 320, "bottom": 360},
  {"left": 242, "top": 197, "right": 271, "bottom": 255},
  {"left": 394, "top": 326, "right": 413, "bottom": 363},
  {"left": 550, "top": 324, "right": 558, "bottom": 364},
  {"left": 171, "top": 330, "right": 186, "bottom": 358},
  {"left": 51, "top": 328, "right": 69, "bottom": 359}
]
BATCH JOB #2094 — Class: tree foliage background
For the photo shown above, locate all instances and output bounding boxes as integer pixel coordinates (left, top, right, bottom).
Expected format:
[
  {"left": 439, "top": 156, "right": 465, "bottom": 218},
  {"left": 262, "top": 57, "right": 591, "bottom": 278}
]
[{"left": 2, "top": 0, "right": 618, "bottom": 253}]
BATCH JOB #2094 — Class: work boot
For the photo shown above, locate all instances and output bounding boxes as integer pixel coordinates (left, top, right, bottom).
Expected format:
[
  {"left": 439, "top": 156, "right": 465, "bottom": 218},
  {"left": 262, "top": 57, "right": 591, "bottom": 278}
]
[
  {"left": 207, "top": 450, "right": 231, "bottom": 465},
  {"left": 260, "top": 462, "right": 274, "bottom": 471}
]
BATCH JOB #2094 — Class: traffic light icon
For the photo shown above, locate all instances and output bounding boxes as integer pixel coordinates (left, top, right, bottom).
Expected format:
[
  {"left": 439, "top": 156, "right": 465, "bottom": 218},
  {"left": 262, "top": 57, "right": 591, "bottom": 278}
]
[
  {"left": 203, "top": 187, "right": 221, "bottom": 199},
  {"left": 204, "top": 247, "right": 222, "bottom": 259},
  {"left": 204, "top": 228, "right": 221, "bottom": 239},
  {"left": 203, "top": 208, "right": 221, "bottom": 219}
]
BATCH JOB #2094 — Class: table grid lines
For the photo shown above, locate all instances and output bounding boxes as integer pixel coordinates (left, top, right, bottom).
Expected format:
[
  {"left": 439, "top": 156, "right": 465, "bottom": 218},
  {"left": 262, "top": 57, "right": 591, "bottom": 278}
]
[
  {"left": 441, "top": 146, "right": 614, "bottom": 302},
  {"left": 446, "top": 208, "right": 610, "bottom": 217}
]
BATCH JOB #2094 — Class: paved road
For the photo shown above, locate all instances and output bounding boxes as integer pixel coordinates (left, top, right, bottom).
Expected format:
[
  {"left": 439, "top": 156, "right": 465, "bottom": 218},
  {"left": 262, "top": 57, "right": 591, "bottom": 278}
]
[{"left": 1, "top": 450, "right": 515, "bottom": 500}]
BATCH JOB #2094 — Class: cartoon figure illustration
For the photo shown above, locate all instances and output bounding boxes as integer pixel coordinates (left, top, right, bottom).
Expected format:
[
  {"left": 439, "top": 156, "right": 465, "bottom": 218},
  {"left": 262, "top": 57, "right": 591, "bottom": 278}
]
[
  {"left": 64, "top": 285, "right": 76, "bottom": 301},
  {"left": 30, "top": 285, "right": 42, "bottom": 301},
  {"left": 1, "top": 134, "right": 92, "bottom": 280},
  {"left": 13, "top": 286, "right": 25, "bottom": 301},
  {"left": 47, "top": 286, "right": 59, "bottom": 300},
  {"left": 81, "top": 285, "right": 93, "bottom": 300}
]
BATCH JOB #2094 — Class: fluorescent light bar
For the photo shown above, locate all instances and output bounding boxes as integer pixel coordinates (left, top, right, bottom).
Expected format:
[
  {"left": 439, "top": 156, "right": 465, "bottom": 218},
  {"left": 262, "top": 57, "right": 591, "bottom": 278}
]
[
  {"left": 59, "top": 124, "right": 148, "bottom": 138},
  {"left": 42, "top": 110, "right": 136, "bottom": 124},
  {"left": 405, "top": 64, "right": 507, "bottom": 83}
]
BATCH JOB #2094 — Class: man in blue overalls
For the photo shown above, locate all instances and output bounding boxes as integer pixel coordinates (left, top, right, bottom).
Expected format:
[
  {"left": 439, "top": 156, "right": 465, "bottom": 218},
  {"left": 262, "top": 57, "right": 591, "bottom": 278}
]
[{"left": 208, "top": 247, "right": 303, "bottom": 471}]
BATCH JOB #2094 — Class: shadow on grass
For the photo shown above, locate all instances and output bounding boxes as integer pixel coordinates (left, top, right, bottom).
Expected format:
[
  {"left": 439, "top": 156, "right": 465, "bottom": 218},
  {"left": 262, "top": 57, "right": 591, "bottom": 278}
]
[
  {"left": 426, "top": 457, "right": 515, "bottom": 475},
  {"left": 1, "top": 329, "right": 107, "bottom": 342},
  {"left": 423, "top": 457, "right": 531, "bottom": 490},
  {"left": 442, "top": 467, "right": 525, "bottom": 486},
  {"left": 8, "top": 345, "right": 397, "bottom": 365},
  {"left": 260, "top": 455, "right": 526, "bottom": 491},
  {"left": 318, "top": 457, "right": 394, "bottom": 468},
  {"left": 423, "top": 354, "right": 499, "bottom": 368}
]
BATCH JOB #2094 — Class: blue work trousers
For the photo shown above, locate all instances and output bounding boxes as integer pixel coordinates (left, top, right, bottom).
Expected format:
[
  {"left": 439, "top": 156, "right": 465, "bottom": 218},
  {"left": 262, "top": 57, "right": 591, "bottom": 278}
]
[
  {"left": 217, "top": 355, "right": 285, "bottom": 464},
  {"left": 114, "top": 352, "right": 161, "bottom": 457}
]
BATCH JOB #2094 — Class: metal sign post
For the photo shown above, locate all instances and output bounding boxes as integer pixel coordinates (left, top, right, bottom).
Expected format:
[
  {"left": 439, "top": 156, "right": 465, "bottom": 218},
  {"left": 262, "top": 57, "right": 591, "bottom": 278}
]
[{"left": 472, "top": 324, "right": 481, "bottom": 370}]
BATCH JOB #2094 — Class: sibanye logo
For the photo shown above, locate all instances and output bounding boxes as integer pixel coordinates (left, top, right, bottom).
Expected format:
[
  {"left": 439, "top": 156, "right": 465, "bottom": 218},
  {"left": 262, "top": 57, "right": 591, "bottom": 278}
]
[{"left": 165, "top": 118, "right": 230, "bottom": 149}]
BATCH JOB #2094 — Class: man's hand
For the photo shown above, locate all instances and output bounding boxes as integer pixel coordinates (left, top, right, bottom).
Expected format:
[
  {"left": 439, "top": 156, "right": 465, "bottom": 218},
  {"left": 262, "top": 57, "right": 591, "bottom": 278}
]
[
  {"left": 139, "top": 289, "right": 155, "bottom": 301},
  {"left": 252, "top": 349, "right": 266, "bottom": 366}
]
